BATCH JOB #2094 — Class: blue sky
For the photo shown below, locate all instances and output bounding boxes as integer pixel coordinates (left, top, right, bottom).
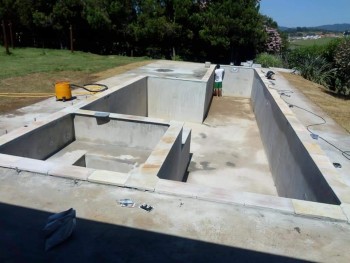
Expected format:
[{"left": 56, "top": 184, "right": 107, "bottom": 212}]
[{"left": 259, "top": 0, "right": 350, "bottom": 27}]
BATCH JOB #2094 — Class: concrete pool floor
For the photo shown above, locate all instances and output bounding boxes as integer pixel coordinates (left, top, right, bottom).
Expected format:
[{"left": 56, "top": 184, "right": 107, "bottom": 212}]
[
  {"left": 186, "top": 96, "right": 277, "bottom": 196},
  {"left": 1, "top": 61, "right": 350, "bottom": 262}
]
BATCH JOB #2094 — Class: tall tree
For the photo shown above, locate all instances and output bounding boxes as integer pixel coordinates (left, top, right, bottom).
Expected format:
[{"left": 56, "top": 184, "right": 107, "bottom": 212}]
[
  {"left": 194, "top": 0, "right": 265, "bottom": 64},
  {"left": 0, "top": 0, "right": 16, "bottom": 53}
]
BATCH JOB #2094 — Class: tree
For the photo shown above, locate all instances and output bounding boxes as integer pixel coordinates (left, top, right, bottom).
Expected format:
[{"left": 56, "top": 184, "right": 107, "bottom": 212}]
[
  {"left": 128, "top": 0, "right": 181, "bottom": 58},
  {"left": 0, "top": 0, "right": 16, "bottom": 54},
  {"left": 194, "top": 0, "right": 265, "bottom": 64}
]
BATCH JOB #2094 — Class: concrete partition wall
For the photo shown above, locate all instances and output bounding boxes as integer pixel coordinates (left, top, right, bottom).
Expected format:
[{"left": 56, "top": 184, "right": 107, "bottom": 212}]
[
  {"left": 74, "top": 115, "right": 168, "bottom": 150},
  {"left": 222, "top": 66, "right": 254, "bottom": 98},
  {"left": 82, "top": 77, "right": 148, "bottom": 117},
  {"left": 203, "top": 69, "right": 215, "bottom": 120},
  {"left": 140, "top": 121, "right": 187, "bottom": 182},
  {"left": 0, "top": 114, "right": 75, "bottom": 160},
  {"left": 147, "top": 77, "right": 211, "bottom": 123},
  {"left": 251, "top": 71, "right": 340, "bottom": 205}
]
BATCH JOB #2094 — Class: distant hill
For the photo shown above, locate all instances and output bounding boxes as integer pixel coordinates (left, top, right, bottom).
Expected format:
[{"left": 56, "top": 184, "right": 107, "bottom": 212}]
[{"left": 280, "top": 23, "right": 350, "bottom": 32}]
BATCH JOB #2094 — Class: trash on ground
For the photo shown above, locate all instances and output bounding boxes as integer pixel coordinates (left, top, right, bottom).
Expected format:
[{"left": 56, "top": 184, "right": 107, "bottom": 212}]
[
  {"left": 119, "top": 199, "right": 135, "bottom": 208},
  {"left": 140, "top": 203, "right": 153, "bottom": 212},
  {"left": 43, "top": 208, "right": 76, "bottom": 251}
]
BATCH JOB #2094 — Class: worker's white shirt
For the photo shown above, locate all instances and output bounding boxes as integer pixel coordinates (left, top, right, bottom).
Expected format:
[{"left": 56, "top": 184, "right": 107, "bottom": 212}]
[{"left": 215, "top": 68, "right": 225, "bottom": 82}]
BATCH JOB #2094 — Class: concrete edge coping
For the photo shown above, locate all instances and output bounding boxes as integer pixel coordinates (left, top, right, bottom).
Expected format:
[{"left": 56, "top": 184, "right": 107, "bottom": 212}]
[
  {"left": 147, "top": 74, "right": 207, "bottom": 83},
  {"left": 340, "top": 203, "right": 350, "bottom": 223},
  {"left": 47, "top": 165, "right": 94, "bottom": 181},
  {"left": 292, "top": 199, "right": 348, "bottom": 222},
  {"left": 0, "top": 155, "right": 92, "bottom": 182},
  {"left": 155, "top": 179, "right": 295, "bottom": 214},
  {"left": 75, "top": 109, "right": 171, "bottom": 126},
  {"left": 30, "top": 111, "right": 70, "bottom": 125},
  {"left": 49, "top": 150, "right": 87, "bottom": 165},
  {"left": 124, "top": 168, "right": 158, "bottom": 191},
  {"left": 155, "top": 179, "right": 349, "bottom": 222},
  {"left": 98, "top": 74, "right": 147, "bottom": 90},
  {"left": 182, "top": 128, "right": 191, "bottom": 145},
  {"left": 201, "top": 64, "right": 215, "bottom": 81},
  {"left": 88, "top": 170, "right": 130, "bottom": 187},
  {"left": 0, "top": 155, "right": 56, "bottom": 174},
  {"left": 0, "top": 153, "right": 22, "bottom": 168}
]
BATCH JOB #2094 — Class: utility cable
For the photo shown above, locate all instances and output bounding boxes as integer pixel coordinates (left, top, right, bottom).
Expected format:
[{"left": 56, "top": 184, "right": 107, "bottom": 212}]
[{"left": 267, "top": 83, "right": 350, "bottom": 161}]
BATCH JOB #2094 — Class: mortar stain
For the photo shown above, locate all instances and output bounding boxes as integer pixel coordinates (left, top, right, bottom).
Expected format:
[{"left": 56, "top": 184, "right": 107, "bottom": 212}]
[
  {"left": 226, "top": 162, "right": 236, "bottom": 167},
  {"left": 199, "top": 161, "right": 215, "bottom": 171},
  {"left": 156, "top": 68, "right": 173, "bottom": 72},
  {"left": 188, "top": 161, "right": 215, "bottom": 171},
  {"left": 199, "top": 133, "right": 207, "bottom": 139},
  {"left": 294, "top": 227, "right": 301, "bottom": 234}
]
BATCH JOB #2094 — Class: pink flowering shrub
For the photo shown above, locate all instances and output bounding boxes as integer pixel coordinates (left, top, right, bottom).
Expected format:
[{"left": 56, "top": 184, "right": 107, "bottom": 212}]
[{"left": 265, "top": 26, "right": 282, "bottom": 53}]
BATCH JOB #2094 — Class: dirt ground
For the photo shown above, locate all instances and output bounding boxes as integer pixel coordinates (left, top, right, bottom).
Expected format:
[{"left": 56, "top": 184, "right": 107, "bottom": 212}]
[
  {"left": 0, "top": 61, "right": 151, "bottom": 113},
  {"left": 280, "top": 72, "right": 350, "bottom": 133}
]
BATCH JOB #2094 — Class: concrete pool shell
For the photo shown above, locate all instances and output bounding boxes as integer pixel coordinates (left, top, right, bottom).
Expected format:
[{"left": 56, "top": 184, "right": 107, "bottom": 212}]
[{"left": 1, "top": 61, "right": 350, "bottom": 261}]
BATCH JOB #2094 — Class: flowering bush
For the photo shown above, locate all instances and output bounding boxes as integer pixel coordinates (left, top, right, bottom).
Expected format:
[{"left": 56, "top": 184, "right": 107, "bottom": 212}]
[{"left": 265, "top": 26, "right": 282, "bottom": 54}]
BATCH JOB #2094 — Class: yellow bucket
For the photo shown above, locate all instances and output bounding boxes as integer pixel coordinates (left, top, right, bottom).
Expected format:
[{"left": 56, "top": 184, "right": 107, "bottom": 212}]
[{"left": 55, "top": 81, "right": 72, "bottom": 101}]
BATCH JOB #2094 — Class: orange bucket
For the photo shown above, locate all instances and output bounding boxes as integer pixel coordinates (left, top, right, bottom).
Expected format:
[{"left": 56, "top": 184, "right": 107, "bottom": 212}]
[{"left": 55, "top": 81, "right": 72, "bottom": 101}]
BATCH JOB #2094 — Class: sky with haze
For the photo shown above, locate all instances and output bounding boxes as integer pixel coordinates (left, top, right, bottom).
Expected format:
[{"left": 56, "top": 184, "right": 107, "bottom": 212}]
[{"left": 259, "top": 0, "right": 350, "bottom": 27}]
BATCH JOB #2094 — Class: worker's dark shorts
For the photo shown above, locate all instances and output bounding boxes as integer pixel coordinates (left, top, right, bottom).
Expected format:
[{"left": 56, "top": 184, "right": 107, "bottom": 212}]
[{"left": 214, "top": 82, "right": 222, "bottom": 89}]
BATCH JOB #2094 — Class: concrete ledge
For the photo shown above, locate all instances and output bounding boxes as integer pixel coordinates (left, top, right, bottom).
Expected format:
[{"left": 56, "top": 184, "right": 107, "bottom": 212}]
[
  {"left": 0, "top": 153, "right": 21, "bottom": 168},
  {"left": 155, "top": 179, "right": 295, "bottom": 214},
  {"left": 292, "top": 199, "right": 348, "bottom": 222},
  {"left": 14, "top": 158, "right": 57, "bottom": 174},
  {"left": 48, "top": 165, "right": 94, "bottom": 181},
  {"left": 49, "top": 150, "right": 87, "bottom": 165},
  {"left": 124, "top": 168, "right": 159, "bottom": 191},
  {"left": 340, "top": 203, "right": 350, "bottom": 223},
  {"left": 155, "top": 179, "right": 199, "bottom": 198},
  {"left": 88, "top": 170, "right": 130, "bottom": 186}
]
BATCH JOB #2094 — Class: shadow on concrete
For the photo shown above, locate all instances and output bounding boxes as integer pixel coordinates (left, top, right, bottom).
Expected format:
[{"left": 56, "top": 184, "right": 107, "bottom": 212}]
[{"left": 0, "top": 202, "right": 310, "bottom": 262}]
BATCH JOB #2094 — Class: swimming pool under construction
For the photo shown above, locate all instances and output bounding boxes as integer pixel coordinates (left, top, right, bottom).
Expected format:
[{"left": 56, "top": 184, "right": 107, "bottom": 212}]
[{"left": 0, "top": 60, "right": 350, "bottom": 261}]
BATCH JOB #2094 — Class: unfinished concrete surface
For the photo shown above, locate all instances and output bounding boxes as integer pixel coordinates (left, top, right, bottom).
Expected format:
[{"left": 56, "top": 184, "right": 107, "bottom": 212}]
[
  {"left": 1, "top": 60, "right": 350, "bottom": 262},
  {"left": 186, "top": 96, "right": 277, "bottom": 196}
]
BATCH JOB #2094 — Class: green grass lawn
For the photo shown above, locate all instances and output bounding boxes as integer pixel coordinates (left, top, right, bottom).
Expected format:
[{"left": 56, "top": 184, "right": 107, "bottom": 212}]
[
  {"left": 0, "top": 47, "right": 149, "bottom": 79},
  {"left": 289, "top": 37, "right": 336, "bottom": 49},
  {"left": 0, "top": 47, "right": 150, "bottom": 113}
]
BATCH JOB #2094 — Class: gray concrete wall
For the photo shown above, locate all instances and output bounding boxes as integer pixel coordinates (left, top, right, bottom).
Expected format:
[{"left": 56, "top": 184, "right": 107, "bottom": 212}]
[
  {"left": 179, "top": 128, "right": 191, "bottom": 180},
  {"left": 147, "top": 77, "right": 210, "bottom": 123},
  {"left": 74, "top": 115, "right": 168, "bottom": 150},
  {"left": 0, "top": 114, "right": 75, "bottom": 160},
  {"left": 222, "top": 66, "right": 254, "bottom": 98},
  {"left": 157, "top": 128, "right": 183, "bottom": 181},
  {"left": 251, "top": 71, "right": 340, "bottom": 205},
  {"left": 203, "top": 69, "right": 215, "bottom": 120},
  {"left": 82, "top": 77, "right": 148, "bottom": 117}
]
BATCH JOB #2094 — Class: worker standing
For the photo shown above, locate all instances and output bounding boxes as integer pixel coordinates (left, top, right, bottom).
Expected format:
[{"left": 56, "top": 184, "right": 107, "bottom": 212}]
[{"left": 214, "top": 64, "right": 225, "bottom": 97}]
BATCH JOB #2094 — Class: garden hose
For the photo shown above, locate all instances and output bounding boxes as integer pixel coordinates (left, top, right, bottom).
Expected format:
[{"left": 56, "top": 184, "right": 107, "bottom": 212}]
[
  {"left": 0, "top": 83, "right": 108, "bottom": 98},
  {"left": 70, "top": 83, "right": 108, "bottom": 93}
]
